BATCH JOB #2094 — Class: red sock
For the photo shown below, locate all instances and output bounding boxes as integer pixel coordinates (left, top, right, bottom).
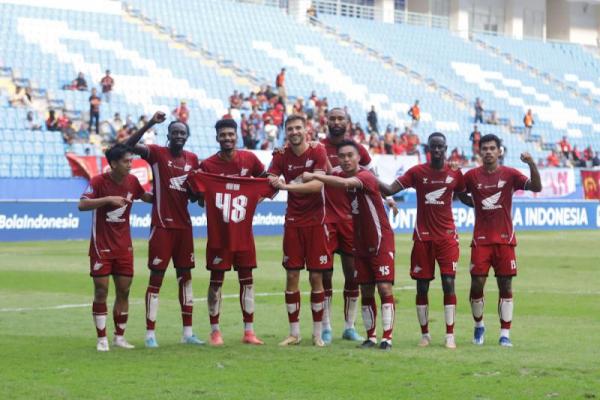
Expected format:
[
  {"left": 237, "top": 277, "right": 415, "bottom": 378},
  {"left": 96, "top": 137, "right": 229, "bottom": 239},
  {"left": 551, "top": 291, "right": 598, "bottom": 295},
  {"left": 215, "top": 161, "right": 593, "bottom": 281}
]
[
  {"left": 443, "top": 294, "right": 457, "bottom": 334},
  {"left": 145, "top": 274, "right": 163, "bottom": 330},
  {"left": 416, "top": 293, "right": 429, "bottom": 334},
  {"left": 238, "top": 269, "right": 254, "bottom": 323},
  {"left": 178, "top": 271, "right": 193, "bottom": 328},
  {"left": 310, "top": 291, "right": 325, "bottom": 322},
  {"left": 285, "top": 290, "right": 301, "bottom": 323},
  {"left": 113, "top": 310, "right": 128, "bottom": 336},
  {"left": 361, "top": 296, "right": 377, "bottom": 340},
  {"left": 381, "top": 295, "right": 395, "bottom": 341},
  {"left": 92, "top": 302, "right": 108, "bottom": 338}
]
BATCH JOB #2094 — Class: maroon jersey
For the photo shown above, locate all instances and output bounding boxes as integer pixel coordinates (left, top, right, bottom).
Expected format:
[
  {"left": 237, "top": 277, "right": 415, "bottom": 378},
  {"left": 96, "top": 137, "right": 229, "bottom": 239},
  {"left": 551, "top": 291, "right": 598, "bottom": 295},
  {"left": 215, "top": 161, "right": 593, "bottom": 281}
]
[
  {"left": 464, "top": 166, "right": 529, "bottom": 246},
  {"left": 143, "top": 144, "right": 199, "bottom": 229},
  {"left": 187, "top": 172, "right": 276, "bottom": 251},
  {"left": 339, "top": 168, "right": 394, "bottom": 257},
  {"left": 81, "top": 173, "right": 145, "bottom": 259},
  {"left": 200, "top": 150, "right": 265, "bottom": 177},
  {"left": 267, "top": 145, "right": 328, "bottom": 227},
  {"left": 397, "top": 163, "right": 465, "bottom": 241},
  {"left": 321, "top": 137, "right": 372, "bottom": 222}
]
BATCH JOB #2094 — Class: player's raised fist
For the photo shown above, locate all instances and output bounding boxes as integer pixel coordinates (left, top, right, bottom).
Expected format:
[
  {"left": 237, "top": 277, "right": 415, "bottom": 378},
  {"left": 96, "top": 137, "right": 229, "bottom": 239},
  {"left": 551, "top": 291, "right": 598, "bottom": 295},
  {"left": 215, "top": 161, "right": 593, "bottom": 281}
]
[
  {"left": 520, "top": 152, "right": 534, "bottom": 165},
  {"left": 151, "top": 111, "right": 166, "bottom": 124},
  {"left": 107, "top": 196, "right": 131, "bottom": 207}
]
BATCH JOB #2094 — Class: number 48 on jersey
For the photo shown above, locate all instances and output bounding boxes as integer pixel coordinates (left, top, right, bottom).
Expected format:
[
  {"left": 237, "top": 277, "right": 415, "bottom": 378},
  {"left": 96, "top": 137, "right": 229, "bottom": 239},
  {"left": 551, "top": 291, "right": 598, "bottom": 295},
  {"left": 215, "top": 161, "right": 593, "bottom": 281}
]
[{"left": 215, "top": 193, "right": 248, "bottom": 223}]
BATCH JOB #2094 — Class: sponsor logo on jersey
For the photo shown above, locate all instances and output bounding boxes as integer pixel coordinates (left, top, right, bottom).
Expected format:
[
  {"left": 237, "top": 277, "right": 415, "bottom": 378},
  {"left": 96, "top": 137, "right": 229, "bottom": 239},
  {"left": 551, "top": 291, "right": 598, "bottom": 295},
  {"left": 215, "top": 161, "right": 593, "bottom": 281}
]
[
  {"left": 240, "top": 168, "right": 248, "bottom": 176},
  {"left": 477, "top": 183, "right": 483, "bottom": 189},
  {"left": 213, "top": 256, "right": 223, "bottom": 265},
  {"left": 413, "top": 265, "right": 422, "bottom": 274},
  {"left": 424, "top": 187, "right": 447, "bottom": 205},
  {"left": 445, "top": 175, "right": 454, "bottom": 184},
  {"left": 305, "top": 159, "right": 314, "bottom": 168},
  {"left": 93, "top": 261, "right": 103, "bottom": 271},
  {"left": 422, "top": 178, "right": 428, "bottom": 184},
  {"left": 169, "top": 174, "right": 189, "bottom": 192},
  {"left": 498, "top": 180, "right": 506, "bottom": 188},
  {"left": 152, "top": 257, "right": 163, "bottom": 266},
  {"left": 184, "top": 164, "right": 192, "bottom": 172},
  {"left": 106, "top": 204, "right": 127, "bottom": 222},
  {"left": 287, "top": 164, "right": 305, "bottom": 171},
  {"left": 481, "top": 192, "right": 502, "bottom": 210},
  {"left": 168, "top": 161, "right": 192, "bottom": 172},
  {"left": 351, "top": 197, "right": 359, "bottom": 215}
]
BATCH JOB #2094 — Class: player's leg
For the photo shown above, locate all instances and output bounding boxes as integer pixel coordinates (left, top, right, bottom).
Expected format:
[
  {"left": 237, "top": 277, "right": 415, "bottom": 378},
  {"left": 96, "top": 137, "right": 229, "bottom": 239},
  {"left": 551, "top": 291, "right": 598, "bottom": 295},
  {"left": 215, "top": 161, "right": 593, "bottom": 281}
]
[
  {"left": 144, "top": 226, "right": 170, "bottom": 347},
  {"left": 469, "top": 245, "right": 492, "bottom": 345},
  {"left": 497, "top": 276, "right": 513, "bottom": 347},
  {"left": 441, "top": 275, "right": 457, "bottom": 349},
  {"left": 237, "top": 267, "right": 263, "bottom": 345},
  {"left": 377, "top": 282, "right": 395, "bottom": 350},
  {"left": 112, "top": 274, "right": 134, "bottom": 349},
  {"left": 145, "top": 269, "right": 164, "bottom": 347},
  {"left": 207, "top": 270, "right": 225, "bottom": 346},
  {"left": 279, "top": 269, "right": 302, "bottom": 346},
  {"left": 174, "top": 227, "right": 203, "bottom": 345},
  {"left": 359, "top": 282, "right": 378, "bottom": 348},
  {"left": 340, "top": 251, "right": 363, "bottom": 341},
  {"left": 321, "top": 269, "right": 333, "bottom": 344},
  {"left": 92, "top": 275, "right": 110, "bottom": 351},
  {"left": 415, "top": 279, "right": 431, "bottom": 346},
  {"left": 308, "top": 270, "right": 326, "bottom": 347}
]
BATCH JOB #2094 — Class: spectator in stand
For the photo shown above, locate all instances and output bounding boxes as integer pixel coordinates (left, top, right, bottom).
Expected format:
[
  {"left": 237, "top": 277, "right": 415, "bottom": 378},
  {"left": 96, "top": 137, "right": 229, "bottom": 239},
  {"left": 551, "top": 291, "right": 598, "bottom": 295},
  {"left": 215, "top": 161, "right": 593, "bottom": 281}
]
[
  {"left": 408, "top": 100, "right": 420, "bottom": 127},
  {"left": 275, "top": 68, "right": 286, "bottom": 103},
  {"left": 57, "top": 110, "right": 70, "bottom": 132},
  {"left": 367, "top": 105, "right": 378, "bottom": 134},
  {"left": 229, "top": 90, "right": 242, "bottom": 109},
  {"left": 571, "top": 145, "right": 582, "bottom": 166},
  {"left": 100, "top": 70, "right": 114, "bottom": 103},
  {"left": 470, "top": 125, "right": 481, "bottom": 156},
  {"left": 172, "top": 100, "right": 189, "bottom": 123},
  {"left": 584, "top": 146, "right": 594, "bottom": 163},
  {"left": 383, "top": 126, "right": 394, "bottom": 154},
  {"left": 547, "top": 150, "right": 560, "bottom": 167},
  {"left": 486, "top": 111, "right": 499, "bottom": 125},
  {"left": 124, "top": 115, "right": 135, "bottom": 130},
  {"left": 524, "top": 109, "right": 534, "bottom": 137},
  {"left": 558, "top": 136, "right": 572, "bottom": 159},
  {"left": 353, "top": 122, "right": 366, "bottom": 144},
  {"left": 76, "top": 122, "right": 90, "bottom": 142},
  {"left": 392, "top": 136, "right": 406, "bottom": 155},
  {"left": 249, "top": 105, "right": 262, "bottom": 131},
  {"left": 292, "top": 98, "right": 304, "bottom": 115},
  {"left": 263, "top": 116, "right": 278, "bottom": 150},
  {"left": 405, "top": 129, "right": 420, "bottom": 156},
  {"left": 26, "top": 111, "right": 42, "bottom": 130},
  {"left": 89, "top": 88, "right": 101, "bottom": 134},
  {"left": 74, "top": 72, "right": 88, "bottom": 91},
  {"left": 368, "top": 134, "right": 383, "bottom": 154},
  {"left": 592, "top": 152, "right": 600, "bottom": 167},
  {"left": 10, "top": 86, "right": 32, "bottom": 107},
  {"left": 272, "top": 102, "right": 285, "bottom": 128},
  {"left": 474, "top": 97, "right": 484, "bottom": 124},
  {"left": 46, "top": 110, "right": 59, "bottom": 131},
  {"left": 112, "top": 112, "right": 124, "bottom": 133}
]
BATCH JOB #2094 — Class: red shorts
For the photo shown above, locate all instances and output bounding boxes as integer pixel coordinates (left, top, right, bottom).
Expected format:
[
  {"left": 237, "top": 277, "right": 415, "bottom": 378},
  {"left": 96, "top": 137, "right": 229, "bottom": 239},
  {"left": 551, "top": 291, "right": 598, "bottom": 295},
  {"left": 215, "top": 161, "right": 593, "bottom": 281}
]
[
  {"left": 206, "top": 246, "right": 256, "bottom": 271},
  {"left": 470, "top": 244, "right": 517, "bottom": 277},
  {"left": 283, "top": 224, "right": 332, "bottom": 271},
  {"left": 354, "top": 246, "right": 395, "bottom": 285},
  {"left": 327, "top": 220, "right": 354, "bottom": 255},
  {"left": 90, "top": 253, "right": 134, "bottom": 277},
  {"left": 410, "top": 239, "right": 459, "bottom": 280},
  {"left": 148, "top": 226, "right": 195, "bottom": 271}
]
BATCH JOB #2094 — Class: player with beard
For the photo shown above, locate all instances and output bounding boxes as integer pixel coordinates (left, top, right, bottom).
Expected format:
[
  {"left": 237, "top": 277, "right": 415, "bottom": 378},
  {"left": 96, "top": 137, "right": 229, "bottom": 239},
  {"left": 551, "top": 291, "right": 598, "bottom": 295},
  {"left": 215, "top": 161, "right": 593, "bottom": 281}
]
[
  {"left": 379, "top": 132, "right": 465, "bottom": 349},
  {"left": 125, "top": 111, "right": 204, "bottom": 348},
  {"left": 319, "top": 108, "right": 373, "bottom": 344},
  {"left": 458, "top": 134, "right": 541, "bottom": 347}
]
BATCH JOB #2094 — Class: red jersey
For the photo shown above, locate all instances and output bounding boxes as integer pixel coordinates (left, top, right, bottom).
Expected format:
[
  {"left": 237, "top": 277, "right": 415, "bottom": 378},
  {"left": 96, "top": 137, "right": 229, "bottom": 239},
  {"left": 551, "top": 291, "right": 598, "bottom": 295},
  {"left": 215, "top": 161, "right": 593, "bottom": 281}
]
[
  {"left": 186, "top": 172, "right": 276, "bottom": 251},
  {"left": 397, "top": 163, "right": 465, "bottom": 241},
  {"left": 200, "top": 150, "right": 265, "bottom": 178},
  {"left": 81, "top": 173, "right": 145, "bottom": 259},
  {"left": 321, "top": 137, "right": 372, "bottom": 223},
  {"left": 267, "top": 144, "right": 328, "bottom": 227},
  {"left": 341, "top": 168, "right": 394, "bottom": 257},
  {"left": 144, "top": 144, "right": 199, "bottom": 229},
  {"left": 464, "top": 166, "right": 529, "bottom": 246}
]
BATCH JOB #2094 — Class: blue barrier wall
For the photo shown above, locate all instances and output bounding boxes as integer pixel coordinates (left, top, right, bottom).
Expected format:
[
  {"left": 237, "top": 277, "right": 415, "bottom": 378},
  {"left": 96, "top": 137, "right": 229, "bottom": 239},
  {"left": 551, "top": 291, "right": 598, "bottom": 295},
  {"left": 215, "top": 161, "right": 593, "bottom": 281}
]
[{"left": 0, "top": 200, "right": 598, "bottom": 242}]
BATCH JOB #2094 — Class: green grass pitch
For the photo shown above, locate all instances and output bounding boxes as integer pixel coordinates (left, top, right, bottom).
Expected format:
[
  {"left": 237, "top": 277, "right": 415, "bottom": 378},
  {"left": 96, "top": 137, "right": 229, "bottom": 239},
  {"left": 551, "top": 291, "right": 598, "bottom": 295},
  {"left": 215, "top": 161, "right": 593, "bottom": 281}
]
[{"left": 1, "top": 231, "right": 599, "bottom": 399}]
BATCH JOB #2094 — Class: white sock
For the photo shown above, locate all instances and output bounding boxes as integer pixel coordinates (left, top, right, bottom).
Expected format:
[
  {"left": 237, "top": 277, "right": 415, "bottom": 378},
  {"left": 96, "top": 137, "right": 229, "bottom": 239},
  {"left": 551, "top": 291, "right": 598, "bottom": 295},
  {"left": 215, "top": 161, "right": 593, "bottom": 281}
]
[
  {"left": 290, "top": 321, "right": 300, "bottom": 337},
  {"left": 381, "top": 303, "right": 395, "bottom": 333},
  {"left": 444, "top": 304, "right": 456, "bottom": 328},
  {"left": 145, "top": 330, "right": 155, "bottom": 340},
  {"left": 416, "top": 304, "right": 428, "bottom": 328},
  {"left": 500, "top": 328, "right": 510, "bottom": 338},
  {"left": 183, "top": 326, "right": 193, "bottom": 338},
  {"left": 244, "top": 322, "right": 253, "bottom": 332},
  {"left": 313, "top": 320, "right": 323, "bottom": 338},
  {"left": 322, "top": 295, "right": 332, "bottom": 331},
  {"left": 210, "top": 324, "right": 220, "bottom": 333},
  {"left": 475, "top": 320, "right": 485, "bottom": 328},
  {"left": 344, "top": 296, "right": 359, "bottom": 330}
]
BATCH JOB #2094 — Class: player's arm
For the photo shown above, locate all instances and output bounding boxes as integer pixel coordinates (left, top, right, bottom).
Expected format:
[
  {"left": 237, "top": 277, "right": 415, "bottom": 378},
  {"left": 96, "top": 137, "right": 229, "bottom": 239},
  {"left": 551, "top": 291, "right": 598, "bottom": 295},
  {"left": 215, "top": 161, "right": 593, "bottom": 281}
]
[
  {"left": 124, "top": 111, "right": 166, "bottom": 157},
  {"left": 457, "top": 192, "right": 474, "bottom": 208},
  {"left": 78, "top": 196, "right": 130, "bottom": 211},
  {"left": 521, "top": 152, "right": 542, "bottom": 192},
  {"left": 378, "top": 180, "right": 403, "bottom": 197},
  {"left": 272, "top": 171, "right": 324, "bottom": 193},
  {"left": 302, "top": 171, "right": 362, "bottom": 190},
  {"left": 140, "top": 192, "right": 153, "bottom": 203}
]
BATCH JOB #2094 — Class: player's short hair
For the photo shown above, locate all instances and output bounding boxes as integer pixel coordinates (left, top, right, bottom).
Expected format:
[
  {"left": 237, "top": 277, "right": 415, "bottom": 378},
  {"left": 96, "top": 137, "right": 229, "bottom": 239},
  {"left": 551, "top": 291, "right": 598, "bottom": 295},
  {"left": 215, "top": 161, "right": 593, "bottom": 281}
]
[
  {"left": 428, "top": 132, "right": 446, "bottom": 143},
  {"left": 479, "top": 134, "right": 501, "bottom": 149},
  {"left": 336, "top": 139, "right": 361, "bottom": 154},
  {"left": 168, "top": 120, "right": 190, "bottom": 136},
  {"left": 214, "top": 118, "right": 237, "bottom": 133},
  {"left": 284, "top": 114, "right": 306, "bottom": 128},
  {"left": 105, "top": 143, "right": 132, "bottom": 164},
  {"left": 328, "top": 107, "right": 347, "bottom": 117}
]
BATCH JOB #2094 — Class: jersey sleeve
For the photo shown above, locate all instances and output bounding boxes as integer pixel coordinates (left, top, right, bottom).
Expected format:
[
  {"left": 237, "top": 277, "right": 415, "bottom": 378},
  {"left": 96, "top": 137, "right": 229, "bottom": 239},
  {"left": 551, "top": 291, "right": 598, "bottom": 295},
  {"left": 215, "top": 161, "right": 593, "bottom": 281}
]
[
  {"left": 511, "top": 168, "right": 530, "bottom": 190},
  {"left": 191, "top": 153, "right": 201, "bottom": 170},
  {"left": 250, "top": 152, "right": 266, "bottom": 177},
  {"left": 81, "top": 177, "right": 101, "bottom": 200},
  {"left": 358, "top": 144, "right": 372, "bottom": 167},
  {"left": 144, "top": 144, "right": 159, "bottom": 163},
  {"left": 313, "top": 145, "right": 328, "bottom": 172},
  {"left": 396, "top": 166, "right": 415, "bottom": 189},
  {"left": 355, "top": 170, "right": 377, "bottom": 194},
  {"left": 463, "top": 170, "right": 474, "bottom": 193},
  {"left": 186, "top": 171, "right": 206, "bottom": 194},
  {"left": 131, "top": 176, "right": 145, "bottom": 199},
  {"left": 267, "top": 152, "right": 283, "bottom": 176},
  {"left": 454, "top": 170, "right": 466, "bottom": 193}
]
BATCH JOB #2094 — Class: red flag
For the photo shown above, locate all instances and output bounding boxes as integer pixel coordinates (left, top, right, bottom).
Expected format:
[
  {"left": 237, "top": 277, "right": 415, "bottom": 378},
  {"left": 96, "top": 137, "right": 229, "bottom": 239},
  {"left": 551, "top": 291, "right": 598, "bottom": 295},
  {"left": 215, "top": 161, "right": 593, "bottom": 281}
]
[{"left": 581, "top": 169, "right": 600, "bottom": 200}]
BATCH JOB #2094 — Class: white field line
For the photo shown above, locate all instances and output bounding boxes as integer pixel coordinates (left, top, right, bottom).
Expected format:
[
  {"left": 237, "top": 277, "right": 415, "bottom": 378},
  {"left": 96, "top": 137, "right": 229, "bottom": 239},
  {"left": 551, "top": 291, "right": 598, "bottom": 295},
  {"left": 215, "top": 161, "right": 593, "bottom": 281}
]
[{"left": 1, "top": 286, "right": 598, "bottom": 313}]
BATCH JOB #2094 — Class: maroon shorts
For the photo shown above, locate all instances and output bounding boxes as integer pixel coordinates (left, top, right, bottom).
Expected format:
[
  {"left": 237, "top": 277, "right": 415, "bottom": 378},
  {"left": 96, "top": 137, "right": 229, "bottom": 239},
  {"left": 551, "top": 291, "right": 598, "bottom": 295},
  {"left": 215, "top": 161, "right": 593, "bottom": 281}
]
[
  {"left": 410, "top": 239, "right": 459, "bottom": 280},
  {"left": 327, "top": 220, "right": 354, "bottom": 255},
  {"left": 354, "top": 246, "right": 395, "bottom": 285},
  {"left": 206, "top": 246, "right": 257, "bottom": 271},
  {"left": 148, "top": 226, "right": 195, "bottom": 271},
  {"left": 283, "top": 224, "right": 332, "bottom": 271},
  {"left": 470, "top": 244, "right": 517, "bottom": 277},
  {"left": 90, "top": 253, "right": 134, "bottom": 277}
]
